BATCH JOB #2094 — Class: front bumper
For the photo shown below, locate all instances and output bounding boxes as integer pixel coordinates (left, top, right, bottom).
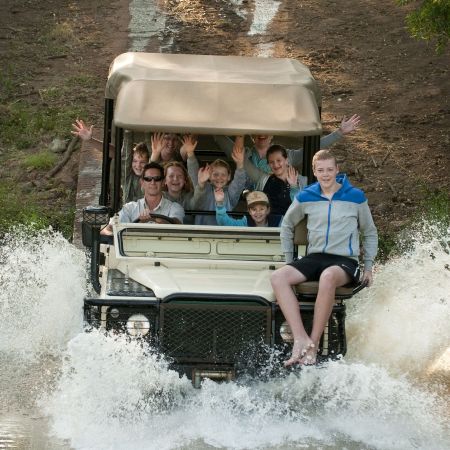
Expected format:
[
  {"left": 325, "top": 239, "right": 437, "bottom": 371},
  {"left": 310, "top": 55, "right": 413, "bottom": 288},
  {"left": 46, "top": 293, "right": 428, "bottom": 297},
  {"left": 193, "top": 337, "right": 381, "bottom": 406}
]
[{"left": 84, "top": 294, "right": 346, "bottom": 378}]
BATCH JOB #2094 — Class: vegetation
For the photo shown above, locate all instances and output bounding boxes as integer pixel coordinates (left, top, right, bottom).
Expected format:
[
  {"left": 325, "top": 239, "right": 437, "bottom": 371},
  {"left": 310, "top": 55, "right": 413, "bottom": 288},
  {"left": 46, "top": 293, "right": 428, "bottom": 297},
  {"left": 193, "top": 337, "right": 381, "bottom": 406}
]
[
  {"left": 23, "top": 151, "right": 58, "bottom": 170},
  {"left": 396, "top": 0, "right": 450, "bottom": 53},
  {"left": 0, "top": 179, "right": 75, "bottom": 238},
  {"left": 0, "top": 15, "right": 101, "bottom": 241}
]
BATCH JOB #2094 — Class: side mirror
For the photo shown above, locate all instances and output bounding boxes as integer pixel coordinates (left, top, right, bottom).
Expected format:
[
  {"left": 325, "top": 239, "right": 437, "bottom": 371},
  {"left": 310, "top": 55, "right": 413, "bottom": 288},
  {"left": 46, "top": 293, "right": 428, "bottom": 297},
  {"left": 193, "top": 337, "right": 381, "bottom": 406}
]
[
  {"left": 82, "top": 206, "right": 110, "bottom": 294},
  {"left": 82, "top": 206, "right": 110, "bottom": 247}
]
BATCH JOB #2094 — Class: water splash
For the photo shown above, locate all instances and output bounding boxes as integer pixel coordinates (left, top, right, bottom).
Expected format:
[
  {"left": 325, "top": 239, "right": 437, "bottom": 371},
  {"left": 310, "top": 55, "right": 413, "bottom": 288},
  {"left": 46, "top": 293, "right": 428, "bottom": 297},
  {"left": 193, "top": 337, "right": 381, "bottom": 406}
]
[
  {"left": 0, "top": 227, "right": 86, "bottom": 412},
  {"left": 0, "top": 227, "right": 86, "bottom": 359},
  {"left": 346, "top": 223, "right": 450, "bottom": 377},
  {"left": 1, "top": 223, "right": 449, "bottom": 449},
  {"left": 42, "top": 348, "right": 449, "bottom": 450}
]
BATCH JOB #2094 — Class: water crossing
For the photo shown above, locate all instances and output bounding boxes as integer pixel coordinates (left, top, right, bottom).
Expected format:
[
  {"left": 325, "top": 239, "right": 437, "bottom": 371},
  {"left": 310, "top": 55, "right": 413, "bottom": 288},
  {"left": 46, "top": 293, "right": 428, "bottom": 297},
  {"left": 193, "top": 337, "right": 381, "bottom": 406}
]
[{"left": 0, "top": 223, "right": 449, "bottom": 449}]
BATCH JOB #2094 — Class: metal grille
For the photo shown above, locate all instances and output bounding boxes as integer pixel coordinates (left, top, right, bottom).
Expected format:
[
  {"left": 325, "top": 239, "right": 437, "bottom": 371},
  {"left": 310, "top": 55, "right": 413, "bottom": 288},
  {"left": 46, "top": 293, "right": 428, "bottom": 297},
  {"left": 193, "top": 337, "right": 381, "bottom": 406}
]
[
  {"left": 82, "top": 206, "right": 110, "bottom": 226},
  {"left": 274, "top": 304, "right": 346, "bottom": 358},
  {"left": 160, "top": 303, "right": 271, "bottom": 363}
]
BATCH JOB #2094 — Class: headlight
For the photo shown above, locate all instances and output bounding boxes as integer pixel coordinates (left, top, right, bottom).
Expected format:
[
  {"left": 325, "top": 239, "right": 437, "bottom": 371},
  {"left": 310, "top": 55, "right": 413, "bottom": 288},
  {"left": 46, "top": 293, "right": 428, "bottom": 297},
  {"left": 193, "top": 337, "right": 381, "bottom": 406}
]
[
  {"left": 109, "top": 308, "right": 120, "bottom": 319},
  {"left": 280, "top": 321, "right": 294, "bottom": 342},
  {"left": 126, "top": 314, "right": 150, "bottom": 337}
]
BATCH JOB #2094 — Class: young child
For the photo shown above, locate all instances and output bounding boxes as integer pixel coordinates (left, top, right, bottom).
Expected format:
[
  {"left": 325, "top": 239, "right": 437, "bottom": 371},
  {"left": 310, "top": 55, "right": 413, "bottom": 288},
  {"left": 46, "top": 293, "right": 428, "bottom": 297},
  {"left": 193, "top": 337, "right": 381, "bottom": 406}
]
[
  {"left": 214, "top": 190, "right": 280, "bottom": 227},
  {"left": 162, "top": 161, "right": 194, "bottom": 210},
  {"left": 243, "top": 143, "right": 308, "bottom": 218},
  {"left": 270, "top": 149, "right": 378, "bottom": 367},
  {"left": 123, "top": 142, "right": 150, "bottom": 203},
  {"left": 187, "top": 140, "right": 246, "bottom": 225}
]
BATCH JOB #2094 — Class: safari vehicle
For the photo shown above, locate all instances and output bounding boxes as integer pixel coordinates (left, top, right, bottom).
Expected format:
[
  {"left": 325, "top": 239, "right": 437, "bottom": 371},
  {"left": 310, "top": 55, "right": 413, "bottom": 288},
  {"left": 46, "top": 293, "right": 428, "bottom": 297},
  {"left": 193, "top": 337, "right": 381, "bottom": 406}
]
[{"left": 82, "top": 53, "right": 365, "bottom": 386}]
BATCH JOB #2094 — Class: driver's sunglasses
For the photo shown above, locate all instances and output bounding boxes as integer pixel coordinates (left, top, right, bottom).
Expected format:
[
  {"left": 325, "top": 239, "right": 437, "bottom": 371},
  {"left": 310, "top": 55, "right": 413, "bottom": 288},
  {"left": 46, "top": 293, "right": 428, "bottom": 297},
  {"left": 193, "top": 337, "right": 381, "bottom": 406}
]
[{"left": 143, "top": 175, "right": 164, "bottom": 182}]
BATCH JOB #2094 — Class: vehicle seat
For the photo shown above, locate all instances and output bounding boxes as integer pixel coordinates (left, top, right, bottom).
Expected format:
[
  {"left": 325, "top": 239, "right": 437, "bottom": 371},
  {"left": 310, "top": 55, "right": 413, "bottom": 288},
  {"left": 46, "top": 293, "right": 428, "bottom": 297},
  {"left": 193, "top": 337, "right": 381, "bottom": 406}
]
[{"left": 292, "top": 219, "right": 360, "bottom": 301}]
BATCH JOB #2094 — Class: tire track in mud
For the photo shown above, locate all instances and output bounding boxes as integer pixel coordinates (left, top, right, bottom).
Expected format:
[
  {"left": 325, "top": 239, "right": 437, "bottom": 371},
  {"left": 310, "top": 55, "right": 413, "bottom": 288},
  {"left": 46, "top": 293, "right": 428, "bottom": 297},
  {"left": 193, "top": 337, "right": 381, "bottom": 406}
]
[{"left": 126, "top": 0, "right": 283, "bottom": 56}]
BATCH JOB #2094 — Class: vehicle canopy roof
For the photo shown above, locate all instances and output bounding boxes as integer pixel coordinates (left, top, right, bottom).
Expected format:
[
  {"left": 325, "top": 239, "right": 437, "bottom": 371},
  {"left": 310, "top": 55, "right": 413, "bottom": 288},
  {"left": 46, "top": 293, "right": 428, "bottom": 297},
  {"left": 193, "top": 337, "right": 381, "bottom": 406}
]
[{"left": 107, "top": 52, "right": 322, "bottom": 137}]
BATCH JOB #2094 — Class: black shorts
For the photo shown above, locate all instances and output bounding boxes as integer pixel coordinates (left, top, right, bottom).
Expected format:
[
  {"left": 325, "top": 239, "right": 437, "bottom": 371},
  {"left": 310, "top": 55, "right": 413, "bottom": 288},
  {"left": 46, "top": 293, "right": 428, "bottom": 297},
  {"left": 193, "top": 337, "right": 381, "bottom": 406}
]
[{"left": 288, "top": 253, "right": 360, "bottom": 284}]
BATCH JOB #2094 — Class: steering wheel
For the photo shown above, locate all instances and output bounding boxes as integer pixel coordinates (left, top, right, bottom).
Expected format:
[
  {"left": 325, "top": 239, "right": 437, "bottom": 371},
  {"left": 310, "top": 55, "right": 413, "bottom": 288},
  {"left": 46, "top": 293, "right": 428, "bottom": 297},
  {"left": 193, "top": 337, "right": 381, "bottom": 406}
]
[{"left": 133, "top": 214, "right": 178, "bottom": 224}]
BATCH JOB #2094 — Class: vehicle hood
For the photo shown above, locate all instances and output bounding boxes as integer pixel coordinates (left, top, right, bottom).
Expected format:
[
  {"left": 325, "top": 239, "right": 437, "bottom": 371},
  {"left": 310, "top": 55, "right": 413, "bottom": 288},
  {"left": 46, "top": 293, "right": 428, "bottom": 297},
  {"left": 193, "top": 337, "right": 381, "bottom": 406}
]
[{"left": 116, "top": 262, "right": 277, "bottom": 302}]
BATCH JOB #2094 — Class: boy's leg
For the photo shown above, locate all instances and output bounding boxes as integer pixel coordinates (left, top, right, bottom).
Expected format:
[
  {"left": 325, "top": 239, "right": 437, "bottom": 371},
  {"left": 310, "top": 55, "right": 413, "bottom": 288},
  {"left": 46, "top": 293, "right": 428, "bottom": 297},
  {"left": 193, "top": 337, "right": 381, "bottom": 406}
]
[
  {"left": 270, "top": 265, "right": 311, "bottom": 366},
  {"left": 300, "top": 265, "right": 351, "bottom": 365}
]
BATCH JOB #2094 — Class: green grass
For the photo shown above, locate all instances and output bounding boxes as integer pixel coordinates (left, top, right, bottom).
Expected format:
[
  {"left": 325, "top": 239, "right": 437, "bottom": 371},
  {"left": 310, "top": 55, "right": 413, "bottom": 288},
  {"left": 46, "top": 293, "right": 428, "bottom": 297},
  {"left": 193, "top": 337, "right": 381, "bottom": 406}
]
[
  {"left": 0, "top": 101, "right": 86, "bottom": 149},
  {"left": 0, "top": 13, "right": 103, "bottom": 242},
  {"left": 23, "top": 150, "right": 58, "bottom": 170},
  {"left": 0, "top": 180, "right": 76, "bottom": 240}
]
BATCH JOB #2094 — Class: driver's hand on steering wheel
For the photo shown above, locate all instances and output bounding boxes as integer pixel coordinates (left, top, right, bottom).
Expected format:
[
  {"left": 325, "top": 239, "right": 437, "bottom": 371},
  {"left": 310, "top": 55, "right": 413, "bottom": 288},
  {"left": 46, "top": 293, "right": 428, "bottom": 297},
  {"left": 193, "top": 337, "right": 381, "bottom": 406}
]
[{"left": 138, "top": 210, "right": 152, "bottom": 223}]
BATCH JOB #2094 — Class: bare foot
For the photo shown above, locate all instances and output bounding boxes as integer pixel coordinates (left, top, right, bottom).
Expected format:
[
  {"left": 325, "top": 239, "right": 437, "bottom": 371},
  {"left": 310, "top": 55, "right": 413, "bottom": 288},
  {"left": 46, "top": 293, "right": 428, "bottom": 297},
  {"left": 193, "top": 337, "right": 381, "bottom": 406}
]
[
  {"left": 284, "top": 338, "right": 315, "bottom": 367},
  {"left": 299, "top": 342, "right": 317, "bottom": 366}
]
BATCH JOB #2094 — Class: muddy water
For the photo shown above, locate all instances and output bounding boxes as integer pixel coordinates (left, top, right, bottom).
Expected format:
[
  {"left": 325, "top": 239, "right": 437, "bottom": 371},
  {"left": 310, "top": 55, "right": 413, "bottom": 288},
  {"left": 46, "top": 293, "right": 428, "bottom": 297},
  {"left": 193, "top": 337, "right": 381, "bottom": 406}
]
[{"left": 0, "top": 224, "right": 449, "bottom": 450}]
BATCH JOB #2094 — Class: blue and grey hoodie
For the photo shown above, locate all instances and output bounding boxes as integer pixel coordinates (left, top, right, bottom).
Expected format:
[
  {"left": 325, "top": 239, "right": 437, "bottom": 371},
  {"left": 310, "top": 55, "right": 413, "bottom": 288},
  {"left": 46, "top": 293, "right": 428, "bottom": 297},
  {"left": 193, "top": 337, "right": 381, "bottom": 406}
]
[{"left": 281, "top": 174, "right": 378, "bottom": 270}]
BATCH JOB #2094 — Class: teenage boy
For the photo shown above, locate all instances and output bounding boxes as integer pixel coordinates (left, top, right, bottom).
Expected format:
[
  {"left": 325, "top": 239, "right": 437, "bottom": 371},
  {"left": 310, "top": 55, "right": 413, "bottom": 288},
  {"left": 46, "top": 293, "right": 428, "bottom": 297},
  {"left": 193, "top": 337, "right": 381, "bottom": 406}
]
[
  {"left": 214, "top": 190, "right": 280, "bottom": 227},
  {"left": 270, "top": 149, "right": 378, "bottom": 367}
]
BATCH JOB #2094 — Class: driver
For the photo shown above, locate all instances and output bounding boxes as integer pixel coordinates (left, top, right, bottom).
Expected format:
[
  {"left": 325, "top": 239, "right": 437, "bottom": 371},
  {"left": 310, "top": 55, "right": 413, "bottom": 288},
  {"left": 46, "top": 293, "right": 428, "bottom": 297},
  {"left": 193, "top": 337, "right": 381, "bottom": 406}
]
[{"left": 101, "top": 162, "right": 185, "bottom": 235}]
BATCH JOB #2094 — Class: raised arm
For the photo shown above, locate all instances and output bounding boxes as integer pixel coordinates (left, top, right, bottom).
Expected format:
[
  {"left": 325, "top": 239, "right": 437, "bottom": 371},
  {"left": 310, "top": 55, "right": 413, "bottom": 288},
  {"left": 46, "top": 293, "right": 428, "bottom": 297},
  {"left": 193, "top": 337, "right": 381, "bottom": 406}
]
[
  {"left": 190, "top": 165, "right": 210, "bottom": 209},
  {"left": 186, "top": 153, "right": 200, "bottom": 187},
  {"left": 180, "top": 134, "right": 198, "bottom": 162},
  {"left": 71, "top": 119, "right": 93, "bottom": 141},
  {"left": 286, "top": 166, "right": 300, "bottom": 200},
  {"left": 227, "top": 137, "right": 248, "bottom": 204},
  {"left": 150, "top": 132, "right": 165, "bottom": 162},
  {"left": 320, "top": 114, "right": 361, "bottom": 148},
  {"left": 214, "top": 188, "right": 247, "bottom": 226}
]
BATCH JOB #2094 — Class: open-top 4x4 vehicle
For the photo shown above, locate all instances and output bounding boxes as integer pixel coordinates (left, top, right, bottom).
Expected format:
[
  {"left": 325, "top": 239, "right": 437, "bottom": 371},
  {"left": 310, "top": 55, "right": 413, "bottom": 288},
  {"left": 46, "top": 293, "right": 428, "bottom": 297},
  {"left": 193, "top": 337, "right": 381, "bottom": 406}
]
[{"left": 82, "top": 53, "right": 365, "bottom": 387}]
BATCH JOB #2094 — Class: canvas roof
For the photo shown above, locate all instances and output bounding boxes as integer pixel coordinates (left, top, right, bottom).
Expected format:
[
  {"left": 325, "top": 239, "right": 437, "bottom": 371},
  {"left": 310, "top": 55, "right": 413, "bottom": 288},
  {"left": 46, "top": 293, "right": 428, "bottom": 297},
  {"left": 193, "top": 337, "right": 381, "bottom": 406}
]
[{"left": 107, "top": 52, "right": 322, "bottom": 136}]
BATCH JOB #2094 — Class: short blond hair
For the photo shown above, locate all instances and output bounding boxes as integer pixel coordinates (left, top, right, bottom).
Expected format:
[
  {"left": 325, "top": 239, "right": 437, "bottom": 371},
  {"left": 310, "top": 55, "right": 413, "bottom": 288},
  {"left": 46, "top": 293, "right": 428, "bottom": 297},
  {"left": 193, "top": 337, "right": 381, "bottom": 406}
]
[
  {"left": 312, "top": 149, "right": 337, "bottom": 169},
  {"left": 210, "top": 159, "right": 231, "bottom": 174}
]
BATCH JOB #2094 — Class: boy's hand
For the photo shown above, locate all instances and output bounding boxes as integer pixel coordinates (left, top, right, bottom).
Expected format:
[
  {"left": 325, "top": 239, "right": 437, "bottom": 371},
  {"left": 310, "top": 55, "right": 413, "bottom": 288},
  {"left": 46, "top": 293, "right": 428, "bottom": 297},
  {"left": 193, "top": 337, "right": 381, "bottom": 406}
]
[
  {"left": 339, "top": 114, "right": 361, "bottom": 135},
  {"left": 180, "top": 134, "right": 198, "bottom": 159},
  {"left": 71, "top": 119, "right": 93, "bottom": 141},
  {"left": 232, "top": 136, "right": 245, "bottom": 169},
  {"left": 150, "top": 132, "right": 164, "bottom": 161},
  {"left": 287, "top": 166, "right": 298, "bottom": 186},
  {"left": 362, "top": 270, "right": 373, "bottom": 287},
  {"left": 214, "top": 188, "right": 225, "bottom": 204},
  {"left": 198, "top": 164, "right": 211, "bottom": 188}
]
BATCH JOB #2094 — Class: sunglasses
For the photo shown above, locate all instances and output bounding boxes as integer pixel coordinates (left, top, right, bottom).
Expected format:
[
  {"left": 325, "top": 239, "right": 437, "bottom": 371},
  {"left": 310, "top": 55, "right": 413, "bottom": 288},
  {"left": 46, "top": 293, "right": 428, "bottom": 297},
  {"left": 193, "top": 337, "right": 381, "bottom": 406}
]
[{"left": 143, "top": 175, "right": 164, "bottom": 182}]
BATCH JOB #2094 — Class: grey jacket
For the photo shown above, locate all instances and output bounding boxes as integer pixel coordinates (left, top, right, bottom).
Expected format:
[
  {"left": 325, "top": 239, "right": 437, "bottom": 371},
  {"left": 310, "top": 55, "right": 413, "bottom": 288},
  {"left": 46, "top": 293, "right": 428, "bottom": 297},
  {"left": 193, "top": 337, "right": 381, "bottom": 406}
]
[{"left": 281, "top": 174, "right": 378, "bottom": 270}]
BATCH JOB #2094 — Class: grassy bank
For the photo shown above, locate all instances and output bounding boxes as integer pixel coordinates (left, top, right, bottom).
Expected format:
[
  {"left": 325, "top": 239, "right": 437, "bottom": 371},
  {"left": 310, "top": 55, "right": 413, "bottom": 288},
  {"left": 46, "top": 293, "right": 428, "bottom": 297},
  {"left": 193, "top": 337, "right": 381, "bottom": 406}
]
[{"left": 0, "top": 5, "right": 105, "bottom": 240}]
